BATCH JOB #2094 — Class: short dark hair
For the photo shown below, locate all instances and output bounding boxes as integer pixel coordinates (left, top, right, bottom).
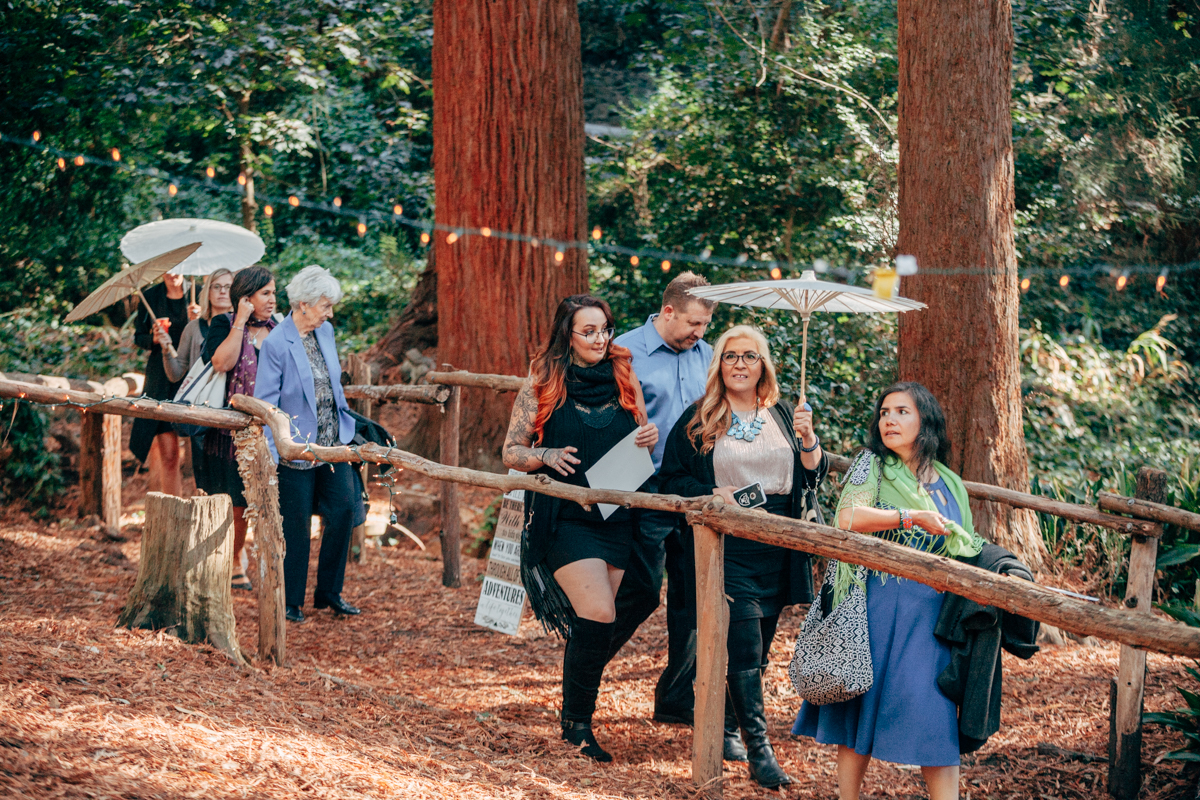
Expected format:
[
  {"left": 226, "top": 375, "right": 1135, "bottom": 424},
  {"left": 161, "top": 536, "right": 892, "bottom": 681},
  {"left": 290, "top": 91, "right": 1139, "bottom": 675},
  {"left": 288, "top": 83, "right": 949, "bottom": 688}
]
[
  {"left": 662, "top": 271, "right": 716, "bottom": 313},
  {"left": 865, "top": 381, "right": 951, "bottom": 477},
  {"left": 230, "top": 266, "right": 274, "bottom": 311}
]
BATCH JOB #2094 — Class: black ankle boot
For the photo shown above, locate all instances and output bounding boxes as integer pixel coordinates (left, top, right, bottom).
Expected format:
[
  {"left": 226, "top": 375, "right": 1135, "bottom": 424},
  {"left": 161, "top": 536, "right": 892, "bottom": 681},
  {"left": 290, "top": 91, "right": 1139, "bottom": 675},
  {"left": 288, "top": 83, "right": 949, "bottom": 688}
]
[
  {"left": 561, "top": 618, "right": 616, "bottom": 762},
  {"left": 561, "top": 719, "right": 613, "bottom": 762},
  {"left": 727, "top": 668, "right": 792, "bottom": 788},
  {"left": 724, "top": 688, "right": 748, "bottom": 762}
]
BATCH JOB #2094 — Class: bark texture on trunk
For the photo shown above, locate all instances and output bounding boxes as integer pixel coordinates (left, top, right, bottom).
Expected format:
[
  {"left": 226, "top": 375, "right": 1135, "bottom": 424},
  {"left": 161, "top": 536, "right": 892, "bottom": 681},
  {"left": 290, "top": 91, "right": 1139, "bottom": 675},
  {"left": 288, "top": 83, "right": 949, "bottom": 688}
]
[
  {"left": 117, "top": 492, "right": 247, "bottom": 664},
  {"left": 896, "top": 0, "right": 1045, "bottom": 569},
  {"left": 431, "top": 0, "right": 588, "bottom": 469}
]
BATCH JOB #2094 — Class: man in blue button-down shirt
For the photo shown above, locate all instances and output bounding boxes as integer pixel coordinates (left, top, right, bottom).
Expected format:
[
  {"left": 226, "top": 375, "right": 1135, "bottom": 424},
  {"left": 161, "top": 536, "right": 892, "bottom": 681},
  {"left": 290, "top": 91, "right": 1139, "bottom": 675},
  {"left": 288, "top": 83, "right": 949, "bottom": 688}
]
[{"left": 610, "top": 272, "right": 715, "bottom": 725}]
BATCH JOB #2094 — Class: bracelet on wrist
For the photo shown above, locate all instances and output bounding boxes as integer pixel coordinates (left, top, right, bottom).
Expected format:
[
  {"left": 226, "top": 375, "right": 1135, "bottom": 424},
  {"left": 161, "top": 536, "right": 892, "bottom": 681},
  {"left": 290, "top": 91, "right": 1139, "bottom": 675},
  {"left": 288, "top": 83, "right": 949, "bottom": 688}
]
[
  {"left": 799, "top": 433, "right": 821, "bottom": 453},
  {"left": 899, "top": 509, "right": 913, "bottom": 530}
]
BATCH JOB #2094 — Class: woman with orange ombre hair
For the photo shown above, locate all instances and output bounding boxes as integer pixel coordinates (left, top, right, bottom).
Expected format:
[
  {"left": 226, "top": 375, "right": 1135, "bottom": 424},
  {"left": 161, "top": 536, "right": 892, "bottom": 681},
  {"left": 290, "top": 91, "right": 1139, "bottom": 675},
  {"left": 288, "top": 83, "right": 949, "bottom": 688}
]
[{"left": 503, "top": 294, "right": 658, "bottom": 763}]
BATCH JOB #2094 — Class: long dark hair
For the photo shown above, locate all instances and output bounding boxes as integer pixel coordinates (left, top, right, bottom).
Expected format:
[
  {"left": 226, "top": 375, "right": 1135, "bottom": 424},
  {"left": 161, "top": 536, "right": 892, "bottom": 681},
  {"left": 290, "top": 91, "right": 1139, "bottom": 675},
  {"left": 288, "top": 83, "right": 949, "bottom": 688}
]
[
  {"left": 528, "top": 294, "right": 638, "bottom": 443},
  {"left": 229, "top": 266, "right": 274, "bottom": 312},
  {"left": 865, "top": 381, "right": 951, "bottom": 478}
]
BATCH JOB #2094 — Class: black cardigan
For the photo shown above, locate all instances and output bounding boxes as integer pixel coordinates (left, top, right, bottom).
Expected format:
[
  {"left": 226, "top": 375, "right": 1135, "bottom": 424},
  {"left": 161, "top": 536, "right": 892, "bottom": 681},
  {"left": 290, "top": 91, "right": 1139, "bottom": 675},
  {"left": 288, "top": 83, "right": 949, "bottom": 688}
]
[{"left": 658, "top": 399, "right": 829, "bottom": 609}]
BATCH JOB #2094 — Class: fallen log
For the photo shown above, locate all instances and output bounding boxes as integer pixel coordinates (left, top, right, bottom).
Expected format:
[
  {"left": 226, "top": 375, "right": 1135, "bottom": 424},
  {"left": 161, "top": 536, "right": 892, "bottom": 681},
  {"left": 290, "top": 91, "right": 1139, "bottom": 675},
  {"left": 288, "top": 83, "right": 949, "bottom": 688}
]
[
  {"left": 0, "top": 377, "right": 251, "bottom": 429},
  {"left": 0, "top": 371, "right": 144, "bottom": 397},
  {"left": 1100, "top": 490, "right": 1200, "bottom": 534},
  {"left": 342, "top": 383, "right": 450, "bottom": 405},
  {"left": 685, "top": 504, "right": 1200, "bottom": 658}
]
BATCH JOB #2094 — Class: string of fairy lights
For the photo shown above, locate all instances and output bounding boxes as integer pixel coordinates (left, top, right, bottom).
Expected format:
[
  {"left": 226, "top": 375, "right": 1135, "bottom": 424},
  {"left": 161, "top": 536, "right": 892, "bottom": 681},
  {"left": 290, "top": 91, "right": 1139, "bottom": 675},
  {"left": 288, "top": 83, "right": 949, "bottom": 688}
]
[{"left": 2, "top": 131, "right": 1193, "bottom": 292}]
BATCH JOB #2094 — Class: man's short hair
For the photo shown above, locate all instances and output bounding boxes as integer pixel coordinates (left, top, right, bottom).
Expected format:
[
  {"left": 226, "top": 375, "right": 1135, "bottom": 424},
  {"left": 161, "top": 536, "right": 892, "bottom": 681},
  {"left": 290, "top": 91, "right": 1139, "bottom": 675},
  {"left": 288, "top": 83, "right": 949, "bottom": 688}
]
[{"left": 662, "top": 271, "right": 716, "bottom": 313}]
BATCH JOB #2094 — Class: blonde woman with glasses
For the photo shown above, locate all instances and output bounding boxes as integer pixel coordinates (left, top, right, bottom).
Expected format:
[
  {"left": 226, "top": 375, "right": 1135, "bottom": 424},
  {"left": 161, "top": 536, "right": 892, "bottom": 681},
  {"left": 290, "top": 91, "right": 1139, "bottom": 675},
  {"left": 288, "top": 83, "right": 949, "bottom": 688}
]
[{"left": 659, "top": 324, "right": 828, "bottom": 789}]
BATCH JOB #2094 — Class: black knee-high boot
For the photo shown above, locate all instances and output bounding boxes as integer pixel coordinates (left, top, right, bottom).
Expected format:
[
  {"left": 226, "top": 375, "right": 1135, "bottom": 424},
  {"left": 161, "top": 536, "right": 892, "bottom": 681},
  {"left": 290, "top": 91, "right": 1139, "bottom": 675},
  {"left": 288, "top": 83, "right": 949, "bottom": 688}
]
[
  {"left": 724, "top": 687, "right": 748, "bottom": 761},
  {"left": 727, "top": 668, "right": 792, "bottom": 788},
  {"left": 561, "top": 618, "right": 616, "bottom": 762}
]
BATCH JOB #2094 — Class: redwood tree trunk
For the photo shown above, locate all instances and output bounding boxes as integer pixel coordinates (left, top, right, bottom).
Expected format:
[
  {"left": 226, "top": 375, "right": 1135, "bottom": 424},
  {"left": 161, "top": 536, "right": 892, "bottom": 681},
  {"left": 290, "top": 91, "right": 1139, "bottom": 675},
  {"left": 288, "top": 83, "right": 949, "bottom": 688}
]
[
  {"left": 431, "top": 0, "right": 589, "bottom": 470},
  {"left": 896, "top": 0, "right": 1045, "bottom": 569}
]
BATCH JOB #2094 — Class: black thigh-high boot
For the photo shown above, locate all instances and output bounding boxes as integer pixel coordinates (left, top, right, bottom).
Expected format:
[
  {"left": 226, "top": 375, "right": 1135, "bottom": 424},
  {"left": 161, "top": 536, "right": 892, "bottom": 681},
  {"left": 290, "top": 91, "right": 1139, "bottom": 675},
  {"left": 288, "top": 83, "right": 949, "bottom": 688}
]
[
  {"left": 561, "top": 618, "right": 616, "bottom": 762},
  {"left": 727, "top": 668, "right": 793, "bottom": 788},
  {"left": 724, "top": 687, "right": 748, "bottom": 761}
]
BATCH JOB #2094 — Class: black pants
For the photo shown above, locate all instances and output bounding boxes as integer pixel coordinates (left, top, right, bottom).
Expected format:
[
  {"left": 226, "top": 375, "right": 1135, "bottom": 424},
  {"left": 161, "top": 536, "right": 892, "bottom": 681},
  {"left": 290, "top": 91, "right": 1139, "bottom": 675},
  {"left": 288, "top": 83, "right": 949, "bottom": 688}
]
[
  {"left": 609, "top": 478, "right": 697, "bottom": 715},
  {"left": 279, "top": 462, "right": 357, "bottom": 608}
]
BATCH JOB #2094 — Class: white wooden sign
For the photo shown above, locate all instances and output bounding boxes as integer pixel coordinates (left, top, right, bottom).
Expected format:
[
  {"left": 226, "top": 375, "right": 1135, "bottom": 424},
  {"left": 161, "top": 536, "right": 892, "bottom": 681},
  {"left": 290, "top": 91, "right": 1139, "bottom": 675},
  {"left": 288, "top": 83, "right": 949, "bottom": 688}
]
[{"left": 474, "top": 491, "right": 527, "bottom": 636}]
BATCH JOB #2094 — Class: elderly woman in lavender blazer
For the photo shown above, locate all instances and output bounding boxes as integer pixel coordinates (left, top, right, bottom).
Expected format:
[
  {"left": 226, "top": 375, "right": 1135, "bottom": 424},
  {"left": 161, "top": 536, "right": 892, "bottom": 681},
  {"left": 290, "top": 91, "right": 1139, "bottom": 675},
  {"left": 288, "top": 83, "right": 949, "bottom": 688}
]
[{"left": 255, "top": 265, "right": 363, "bottom": 624}]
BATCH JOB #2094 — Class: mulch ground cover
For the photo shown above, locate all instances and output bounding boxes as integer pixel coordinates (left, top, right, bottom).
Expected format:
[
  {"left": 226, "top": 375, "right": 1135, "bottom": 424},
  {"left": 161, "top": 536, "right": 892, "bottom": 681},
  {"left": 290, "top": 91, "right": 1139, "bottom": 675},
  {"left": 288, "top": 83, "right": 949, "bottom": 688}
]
[{"left": 1, "top": 483, "right": 1197, "bottom": 799}]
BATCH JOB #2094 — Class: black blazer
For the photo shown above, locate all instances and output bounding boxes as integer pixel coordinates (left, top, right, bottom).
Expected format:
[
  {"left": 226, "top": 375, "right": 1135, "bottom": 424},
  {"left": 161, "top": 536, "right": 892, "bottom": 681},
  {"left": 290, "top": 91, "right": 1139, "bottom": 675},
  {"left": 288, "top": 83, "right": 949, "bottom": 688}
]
[{"left": 659, "top": 398, "right": 829, "bottom": 610}]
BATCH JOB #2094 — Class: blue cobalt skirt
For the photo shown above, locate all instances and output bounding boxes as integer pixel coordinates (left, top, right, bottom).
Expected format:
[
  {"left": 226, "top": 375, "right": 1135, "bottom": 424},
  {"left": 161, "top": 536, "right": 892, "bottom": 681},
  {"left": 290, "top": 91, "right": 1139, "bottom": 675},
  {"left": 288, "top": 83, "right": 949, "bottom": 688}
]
[{"left": 792, "top": 570, "right": 960, "bottom": 767}]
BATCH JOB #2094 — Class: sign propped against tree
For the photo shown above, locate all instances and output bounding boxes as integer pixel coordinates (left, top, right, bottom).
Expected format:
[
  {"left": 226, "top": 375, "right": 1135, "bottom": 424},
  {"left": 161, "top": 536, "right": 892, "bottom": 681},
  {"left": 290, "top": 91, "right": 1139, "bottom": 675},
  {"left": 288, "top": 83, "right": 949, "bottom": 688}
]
[{"left": 474, "top": 484, "right": 527, "bottom": 636}]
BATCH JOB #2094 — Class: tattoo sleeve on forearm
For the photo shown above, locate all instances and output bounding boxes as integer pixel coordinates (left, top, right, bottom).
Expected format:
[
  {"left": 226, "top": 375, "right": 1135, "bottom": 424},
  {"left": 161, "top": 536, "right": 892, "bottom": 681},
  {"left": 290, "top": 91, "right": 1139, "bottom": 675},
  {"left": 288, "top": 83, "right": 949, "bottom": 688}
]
[{"left": 503, "top": 384, "right": 544, "bottom": 471}]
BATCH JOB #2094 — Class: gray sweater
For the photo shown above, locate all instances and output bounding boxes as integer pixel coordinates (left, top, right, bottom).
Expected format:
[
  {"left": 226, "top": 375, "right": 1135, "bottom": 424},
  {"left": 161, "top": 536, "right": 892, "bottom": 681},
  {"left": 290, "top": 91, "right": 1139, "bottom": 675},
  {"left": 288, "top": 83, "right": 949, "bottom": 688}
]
[{"left": 161, "top": 318, "right": 209, "bottom": 384}]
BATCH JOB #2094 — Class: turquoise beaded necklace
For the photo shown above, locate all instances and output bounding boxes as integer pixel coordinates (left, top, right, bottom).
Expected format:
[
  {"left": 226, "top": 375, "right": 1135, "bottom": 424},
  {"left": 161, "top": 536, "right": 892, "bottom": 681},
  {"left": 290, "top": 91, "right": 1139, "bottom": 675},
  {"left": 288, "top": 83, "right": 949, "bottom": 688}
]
[{"left": 726, "top": 400, "right": 765, "bottom": 442}]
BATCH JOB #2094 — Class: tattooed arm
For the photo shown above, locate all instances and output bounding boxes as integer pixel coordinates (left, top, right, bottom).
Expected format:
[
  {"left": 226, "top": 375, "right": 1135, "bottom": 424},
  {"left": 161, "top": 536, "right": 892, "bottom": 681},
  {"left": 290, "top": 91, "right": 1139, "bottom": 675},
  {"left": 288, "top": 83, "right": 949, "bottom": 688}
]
[{"left": 502, "top": 383, "right": 581, "bottom": 475}]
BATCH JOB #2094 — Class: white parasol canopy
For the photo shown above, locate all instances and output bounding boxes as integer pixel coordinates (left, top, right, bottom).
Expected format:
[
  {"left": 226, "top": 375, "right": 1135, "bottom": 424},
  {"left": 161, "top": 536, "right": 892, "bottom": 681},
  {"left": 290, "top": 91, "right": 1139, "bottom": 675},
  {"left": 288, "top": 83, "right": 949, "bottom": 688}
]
[
  {"left": 688, "top": 269, "right": 927, "bottom": 403},
  {"left": 121, "top": 218, "right": 265, "bottom": 278}
]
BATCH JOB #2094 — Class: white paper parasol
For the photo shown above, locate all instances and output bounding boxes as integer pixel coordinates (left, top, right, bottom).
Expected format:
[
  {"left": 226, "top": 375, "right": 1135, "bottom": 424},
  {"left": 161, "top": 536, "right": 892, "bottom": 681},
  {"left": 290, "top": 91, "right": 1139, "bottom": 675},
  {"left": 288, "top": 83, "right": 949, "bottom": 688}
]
[
  {"left": 121, "top": 218, "right": 265, "bottom": 303},
  {"left": 688, "top": 270, "right": 927, "bottom": 403}
]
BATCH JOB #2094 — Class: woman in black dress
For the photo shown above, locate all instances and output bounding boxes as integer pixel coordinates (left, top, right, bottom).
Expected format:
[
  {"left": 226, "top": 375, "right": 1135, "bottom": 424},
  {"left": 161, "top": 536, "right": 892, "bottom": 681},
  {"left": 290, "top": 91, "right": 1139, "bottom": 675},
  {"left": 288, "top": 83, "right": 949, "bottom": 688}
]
[
  {"left": 503, "top": 294, "right": 658, "bottom": 763},
  {"left": 201, "top": 266, "right": 277, "bottom": 591},
  {"left": 659, "top": 324, "right": 828, "bottom": 789},
  {"left": 130, "top": 272, "right": 196, "bottom": 497}
]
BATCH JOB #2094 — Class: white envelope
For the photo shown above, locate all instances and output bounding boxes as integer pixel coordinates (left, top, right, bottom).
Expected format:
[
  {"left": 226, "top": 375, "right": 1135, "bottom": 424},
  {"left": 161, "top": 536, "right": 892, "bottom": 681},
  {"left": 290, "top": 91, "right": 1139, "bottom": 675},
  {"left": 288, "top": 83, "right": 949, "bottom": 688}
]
[{"left": 585, "top": 427, "right": 655, "bottom": 520}]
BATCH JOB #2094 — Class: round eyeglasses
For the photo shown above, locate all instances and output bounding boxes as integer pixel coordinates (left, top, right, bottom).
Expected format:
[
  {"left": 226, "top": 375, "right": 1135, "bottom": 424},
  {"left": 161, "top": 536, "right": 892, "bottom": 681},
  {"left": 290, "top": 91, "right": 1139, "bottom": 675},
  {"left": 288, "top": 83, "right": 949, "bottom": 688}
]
[
  {"left": 721, "top": 351, "right": 762, "bottom": 365},
  {"left": 572, "top": 328, "right": 615, "bottom": 344}
]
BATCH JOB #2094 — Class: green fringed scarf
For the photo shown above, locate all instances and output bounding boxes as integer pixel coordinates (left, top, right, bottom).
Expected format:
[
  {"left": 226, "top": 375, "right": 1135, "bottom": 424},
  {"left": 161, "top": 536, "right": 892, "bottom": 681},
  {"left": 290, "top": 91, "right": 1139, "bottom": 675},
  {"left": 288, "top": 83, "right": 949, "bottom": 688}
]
[{"left": 831, "top": 450, "right": 984, "bottom": 607}]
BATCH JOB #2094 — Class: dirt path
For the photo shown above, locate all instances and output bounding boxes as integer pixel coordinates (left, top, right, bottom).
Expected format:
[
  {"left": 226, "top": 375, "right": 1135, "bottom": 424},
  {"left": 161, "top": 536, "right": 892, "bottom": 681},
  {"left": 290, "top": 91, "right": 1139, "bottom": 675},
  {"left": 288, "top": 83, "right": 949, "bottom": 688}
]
[{"left": 0, "top": 509, "right": 1195, "bottom": 799}]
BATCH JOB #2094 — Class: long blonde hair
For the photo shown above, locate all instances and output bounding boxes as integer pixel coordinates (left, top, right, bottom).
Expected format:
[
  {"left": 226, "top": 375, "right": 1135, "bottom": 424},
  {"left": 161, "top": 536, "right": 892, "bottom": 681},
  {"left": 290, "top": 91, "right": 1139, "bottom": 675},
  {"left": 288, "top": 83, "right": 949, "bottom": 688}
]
[
  {"left": 199, "top": 268, "right": 234, "bottom": 321},
  {"left": 686, "top": 325, "right": 781, "bottom": 453}
]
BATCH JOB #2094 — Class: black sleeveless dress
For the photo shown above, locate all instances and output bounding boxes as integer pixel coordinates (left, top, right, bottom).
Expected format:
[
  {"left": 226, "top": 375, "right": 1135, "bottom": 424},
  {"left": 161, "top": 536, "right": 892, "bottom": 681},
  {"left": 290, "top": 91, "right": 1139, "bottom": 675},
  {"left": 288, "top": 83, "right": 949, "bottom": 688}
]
[{"left": 521, "top": 360, "right": 640, "bottom": 636}]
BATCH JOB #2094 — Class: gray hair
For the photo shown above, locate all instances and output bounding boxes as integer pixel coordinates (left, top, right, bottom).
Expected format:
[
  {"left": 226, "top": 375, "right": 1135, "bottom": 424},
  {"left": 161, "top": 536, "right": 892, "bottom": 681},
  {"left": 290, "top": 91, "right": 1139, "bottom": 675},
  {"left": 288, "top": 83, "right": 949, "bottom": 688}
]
[{"left": 286, "top": 265, "right": 343, "bottom": 307}]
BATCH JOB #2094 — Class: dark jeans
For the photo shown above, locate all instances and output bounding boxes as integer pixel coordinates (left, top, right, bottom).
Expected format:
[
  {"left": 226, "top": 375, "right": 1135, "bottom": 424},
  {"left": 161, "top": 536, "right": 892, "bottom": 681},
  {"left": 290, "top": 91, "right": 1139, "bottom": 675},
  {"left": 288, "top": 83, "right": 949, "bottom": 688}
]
[
  {"left": 279, "top": 462, "right": 357, "bottom": 608},
  {"left": 608, "top": 478, "right": 697, "bottom": 715}
]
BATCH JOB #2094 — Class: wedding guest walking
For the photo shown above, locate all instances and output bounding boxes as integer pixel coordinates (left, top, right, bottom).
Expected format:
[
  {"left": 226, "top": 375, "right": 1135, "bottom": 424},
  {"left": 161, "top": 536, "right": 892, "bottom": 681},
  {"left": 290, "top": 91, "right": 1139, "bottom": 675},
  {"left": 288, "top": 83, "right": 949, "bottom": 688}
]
[
  {"left": 502, "top": 294, "right": 658, "bottom": 762},
  {"left": 255, "top": 265, "right": 362, "bottom": 623},
  {"left": 659, "top": 324, "right": 827, "bottom": 789},
  {"left": 792, "top": 382, "right": 984, "bottom": 800}
]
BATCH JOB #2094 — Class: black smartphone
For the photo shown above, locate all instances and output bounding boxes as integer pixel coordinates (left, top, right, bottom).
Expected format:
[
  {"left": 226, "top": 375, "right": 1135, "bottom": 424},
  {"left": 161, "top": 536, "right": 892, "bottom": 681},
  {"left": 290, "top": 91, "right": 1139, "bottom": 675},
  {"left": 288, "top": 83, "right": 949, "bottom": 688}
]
[{"left": 732, "top": 482, "right": 766, "bottom": 509}]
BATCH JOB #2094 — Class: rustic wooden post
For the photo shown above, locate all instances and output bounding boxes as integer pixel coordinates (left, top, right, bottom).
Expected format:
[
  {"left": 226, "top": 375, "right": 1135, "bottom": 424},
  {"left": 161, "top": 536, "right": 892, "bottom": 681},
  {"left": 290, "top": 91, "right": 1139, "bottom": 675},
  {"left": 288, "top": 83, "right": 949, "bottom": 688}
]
[
  {"left": 439, "top": 384, "right": 462, "bottom": 588},
  {"left": 118, "top": 492, "right": 246, "bottom": 664},
  {"left": 233, "top": 424, "right": 287, "bottom": 667},
  {"left": 692, "top": 522, "right": 728, "bottom": 797},
  {"left": 1108, "top": 467, "right": 1167, "bottom": 799},
  {"left": 79, "top": 411, "right": 121, "bottom": 529},
  {"left": 347, "top": 354, "right": 374, "bottom": 564}
]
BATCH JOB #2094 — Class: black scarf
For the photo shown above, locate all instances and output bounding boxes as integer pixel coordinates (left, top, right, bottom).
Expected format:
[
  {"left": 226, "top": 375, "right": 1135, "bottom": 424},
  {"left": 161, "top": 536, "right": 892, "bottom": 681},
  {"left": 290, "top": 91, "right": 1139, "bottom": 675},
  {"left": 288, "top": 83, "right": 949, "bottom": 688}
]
[{"left": 565, "top": 360, "right": 618, "bottom": 406}]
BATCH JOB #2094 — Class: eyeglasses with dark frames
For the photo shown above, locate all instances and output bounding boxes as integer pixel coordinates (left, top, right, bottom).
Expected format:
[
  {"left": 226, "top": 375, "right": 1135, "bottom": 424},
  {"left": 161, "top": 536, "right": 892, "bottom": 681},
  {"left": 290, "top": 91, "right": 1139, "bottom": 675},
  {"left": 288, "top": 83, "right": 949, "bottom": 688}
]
[{"left": 721, "top": 351, "right": 762, "bottom": 365}]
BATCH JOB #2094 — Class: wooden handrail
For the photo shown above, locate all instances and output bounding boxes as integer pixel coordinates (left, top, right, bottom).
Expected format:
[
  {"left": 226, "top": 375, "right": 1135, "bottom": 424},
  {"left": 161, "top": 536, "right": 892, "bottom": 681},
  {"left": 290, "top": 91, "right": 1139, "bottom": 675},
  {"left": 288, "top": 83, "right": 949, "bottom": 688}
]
[
  {"left": 425, "top": 370, "right": 526, "bottom": 393},
  {"left": 0, "top": 377, "right": 252, "bottom": 429},
  {"left": 1100, "top": 491, "right": 1200, "bottom": 534},
  {"left": 342, "top": 383, "right": 450, "bottom": 405},
  {"left": 0, "top": 370, "right": 144, "bottom": 397}
]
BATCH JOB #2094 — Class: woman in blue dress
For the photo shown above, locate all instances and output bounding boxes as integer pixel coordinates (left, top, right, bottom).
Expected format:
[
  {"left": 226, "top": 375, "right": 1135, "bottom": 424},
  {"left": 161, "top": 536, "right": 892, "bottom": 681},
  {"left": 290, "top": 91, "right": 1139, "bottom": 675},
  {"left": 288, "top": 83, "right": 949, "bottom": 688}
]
[{"left": 793, "top": 382, "right": 984, "bottom": 800}]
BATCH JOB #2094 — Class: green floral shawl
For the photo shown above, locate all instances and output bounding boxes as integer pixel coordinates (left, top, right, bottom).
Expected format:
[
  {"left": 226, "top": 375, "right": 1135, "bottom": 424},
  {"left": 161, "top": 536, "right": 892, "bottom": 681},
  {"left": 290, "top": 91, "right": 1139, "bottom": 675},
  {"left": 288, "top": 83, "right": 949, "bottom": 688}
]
[{"left": 832, "top": 450, "right": 985, "bottom": 607}]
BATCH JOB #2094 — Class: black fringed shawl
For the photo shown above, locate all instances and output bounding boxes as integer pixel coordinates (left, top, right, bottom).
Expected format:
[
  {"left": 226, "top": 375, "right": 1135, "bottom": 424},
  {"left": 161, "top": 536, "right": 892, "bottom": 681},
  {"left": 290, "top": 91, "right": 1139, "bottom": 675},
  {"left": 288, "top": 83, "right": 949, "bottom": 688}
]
[{"left": 520, "top": 361, "right": 639, "bottom": 638}]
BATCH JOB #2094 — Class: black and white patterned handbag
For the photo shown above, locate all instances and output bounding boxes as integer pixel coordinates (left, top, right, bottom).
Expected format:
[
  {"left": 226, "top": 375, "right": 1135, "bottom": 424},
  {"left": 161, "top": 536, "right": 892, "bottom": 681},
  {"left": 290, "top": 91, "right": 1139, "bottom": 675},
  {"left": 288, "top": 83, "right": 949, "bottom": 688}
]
[
  {"left": 788, "top": 451, "right": 880, "bottom": 705},
  {"left": 788, "top": 558, "right": 873, "bottom": 705}
]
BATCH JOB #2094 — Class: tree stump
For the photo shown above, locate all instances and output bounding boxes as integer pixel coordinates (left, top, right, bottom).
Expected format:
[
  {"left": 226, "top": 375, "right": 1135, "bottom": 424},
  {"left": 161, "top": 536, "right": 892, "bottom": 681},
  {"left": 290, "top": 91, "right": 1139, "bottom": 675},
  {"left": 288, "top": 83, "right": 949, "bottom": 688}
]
[{"left": 118, "top": 492, "right": 246, "bottom": 664}]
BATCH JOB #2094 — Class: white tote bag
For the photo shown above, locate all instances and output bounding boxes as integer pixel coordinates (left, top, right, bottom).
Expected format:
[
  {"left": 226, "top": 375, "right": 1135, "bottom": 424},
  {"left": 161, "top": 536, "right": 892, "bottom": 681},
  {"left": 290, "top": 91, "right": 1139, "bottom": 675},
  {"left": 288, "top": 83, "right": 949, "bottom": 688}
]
[{"left": 173, "top": 359, "right": 227, "bottom": 408}]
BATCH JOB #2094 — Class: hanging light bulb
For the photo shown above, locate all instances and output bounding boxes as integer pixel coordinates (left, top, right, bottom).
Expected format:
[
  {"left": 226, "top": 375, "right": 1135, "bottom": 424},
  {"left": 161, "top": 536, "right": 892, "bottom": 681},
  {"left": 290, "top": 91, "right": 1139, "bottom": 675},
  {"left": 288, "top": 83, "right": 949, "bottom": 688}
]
[
  {"left": 263, "top": 204, "right": 274, "bottom": 217},
  {"left": 357, "top": 221, "right": 367, "bottom": 236},
  {"left": 446, "top": 232, "right": 459, "bottom": 244},
  {"left": 333, "top": 196, "right": 342, "bottom": 207},
  {"left": 206, "top": 166, "right": 216, "bottom": 179},
  {"left": 555, "top": 250, "right": 565, "bottom": 263},
  {"left": 74, "top": 155, "right": 85, "bottom": 166},
  {"left": 32, "top": 130, "right": 40, "bottom": 142},
  {"left": 56, "top": 157, "right": 66, "bottom": 170},
  {"left": 393, "top": 204, "right": 402, "bottom": 216},
  {"left": 480, "top": 227, "right": 491, "bottom": 237},
  {"left": 530, "top": 238, "right": 540, "bottom": 248},
  {"left": 1059, "top": 274, "right": 1070, "bottom": 288},
  {"left": 168, "top": 183, "right": 178, "bottom": 196},
  {"left": 420, "top": 232, "right": 431, "bottom": 245},
  {"left": 1116, "top": 271, "right": 1129, "bottom": 291},
  {"left": 1020, "top": 278, "right": 1031, "bottom": 293},
  {"left": 630, "top": 255, "right": 639, "bottom": 266},
  {"left": 591, "top": 227, "right": 602, "bottom": 240},
  {"left": 770, "top": 267, "right": 782, "bottom": 280},
  {"left": 661, "top": 259, "right": 671, "bottom": 272},
  {"left": 288, "top": 195, "right": 300, "bottom": 207},
  {"left": 111, "top": 148, "right": 120, "bottom": 161},
  {"left": 238, "top": 173, "right": 247, "bottom": 186},
  {"left": 1157, "top": 268, "right": 1169, "bottom": 293}
]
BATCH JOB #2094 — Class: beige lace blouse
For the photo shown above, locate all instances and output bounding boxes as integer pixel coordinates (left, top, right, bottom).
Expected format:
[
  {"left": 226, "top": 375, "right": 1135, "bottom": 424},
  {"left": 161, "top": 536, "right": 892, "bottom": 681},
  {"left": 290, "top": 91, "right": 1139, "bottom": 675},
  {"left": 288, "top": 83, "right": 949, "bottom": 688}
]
[{"left": 713, "top": 409, "right": 793, "bottom": 495}]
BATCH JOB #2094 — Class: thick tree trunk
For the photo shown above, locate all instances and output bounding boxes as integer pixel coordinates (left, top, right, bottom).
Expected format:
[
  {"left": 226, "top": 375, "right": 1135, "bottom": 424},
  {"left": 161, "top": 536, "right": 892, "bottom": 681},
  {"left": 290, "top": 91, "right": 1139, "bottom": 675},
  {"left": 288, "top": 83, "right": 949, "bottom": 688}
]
[
  {"left": 364, "top": 254, "right": 439, "bottom": 375},
  {"left": 118, "top": 492, "right": 247, "bottom": 664},
  {"left": 238, "top": 92, "right": 257, "bottom": 232},
  {"left": 431, "top": 0, "right": 589, "bottom": 470},
  {"left": 896, "top": 0, "right": 1045, "bottom": 569}
]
